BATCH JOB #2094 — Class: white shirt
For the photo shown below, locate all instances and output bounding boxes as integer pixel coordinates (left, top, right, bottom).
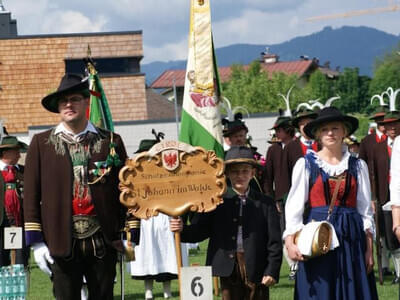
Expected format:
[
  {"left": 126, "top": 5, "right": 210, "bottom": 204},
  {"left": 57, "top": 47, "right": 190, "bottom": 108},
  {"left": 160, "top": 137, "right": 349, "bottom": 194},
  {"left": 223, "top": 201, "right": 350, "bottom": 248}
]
[
  {"left": 0, "top": 160, "right": 19, "bottom": 171},
  {"left": 383, "top": 136, "right": 400, "bottom": 210},
  {"left": 376, "top": 128, "right": 385, "bottom": 139},
  {"left": 283, "top": 149, "right": 375, "bottom": 240},
  {"left": 54, "top": 121, "right": 97, "bottom": 140}
]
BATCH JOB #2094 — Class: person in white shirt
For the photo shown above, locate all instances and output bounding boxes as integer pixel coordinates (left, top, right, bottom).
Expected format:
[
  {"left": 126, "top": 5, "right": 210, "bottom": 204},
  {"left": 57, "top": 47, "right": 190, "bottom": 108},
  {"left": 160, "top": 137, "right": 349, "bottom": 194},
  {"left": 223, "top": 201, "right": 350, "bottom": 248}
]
[{"left": 283, "top": 107, "right": 377, "bottom": 300}]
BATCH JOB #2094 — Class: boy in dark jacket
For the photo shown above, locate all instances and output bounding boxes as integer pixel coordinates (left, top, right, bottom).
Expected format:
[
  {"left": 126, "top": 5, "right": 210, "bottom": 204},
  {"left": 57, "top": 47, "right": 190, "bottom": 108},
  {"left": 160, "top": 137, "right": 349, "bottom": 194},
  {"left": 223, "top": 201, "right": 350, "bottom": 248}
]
[{"left": 170, "top": 146, "right": 282, "bottom": 300}]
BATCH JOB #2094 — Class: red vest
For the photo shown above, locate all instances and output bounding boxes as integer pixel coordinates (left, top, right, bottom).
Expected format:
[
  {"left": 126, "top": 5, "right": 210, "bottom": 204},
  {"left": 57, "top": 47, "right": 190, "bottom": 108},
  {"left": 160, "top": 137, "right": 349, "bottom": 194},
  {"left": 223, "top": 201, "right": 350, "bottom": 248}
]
[{"left": 309, "top": 173, "right": 357, "bottom": 208}]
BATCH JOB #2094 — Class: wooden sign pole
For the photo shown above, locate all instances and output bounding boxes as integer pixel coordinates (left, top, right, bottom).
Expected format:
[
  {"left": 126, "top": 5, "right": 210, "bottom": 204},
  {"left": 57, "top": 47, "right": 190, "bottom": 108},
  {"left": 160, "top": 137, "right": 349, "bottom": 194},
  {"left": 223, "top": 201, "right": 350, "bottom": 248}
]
[{"left": 174, "top": 226, "right": 183, "bottom": 299}]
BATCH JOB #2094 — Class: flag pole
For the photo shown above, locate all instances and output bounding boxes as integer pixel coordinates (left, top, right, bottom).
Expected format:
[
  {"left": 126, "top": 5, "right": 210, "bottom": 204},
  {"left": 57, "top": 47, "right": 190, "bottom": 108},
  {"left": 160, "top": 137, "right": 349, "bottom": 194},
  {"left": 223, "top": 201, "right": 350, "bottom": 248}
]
[{"left": 173, "top": 77, "right": 180, "bottom": 139}]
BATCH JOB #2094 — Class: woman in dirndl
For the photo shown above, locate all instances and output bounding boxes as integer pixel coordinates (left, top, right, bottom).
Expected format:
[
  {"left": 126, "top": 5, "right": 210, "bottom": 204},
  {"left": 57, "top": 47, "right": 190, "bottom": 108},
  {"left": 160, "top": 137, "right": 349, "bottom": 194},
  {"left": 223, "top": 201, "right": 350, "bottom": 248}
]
[{"left": 283, "top": 107, "right": 378, "bottom": 300}]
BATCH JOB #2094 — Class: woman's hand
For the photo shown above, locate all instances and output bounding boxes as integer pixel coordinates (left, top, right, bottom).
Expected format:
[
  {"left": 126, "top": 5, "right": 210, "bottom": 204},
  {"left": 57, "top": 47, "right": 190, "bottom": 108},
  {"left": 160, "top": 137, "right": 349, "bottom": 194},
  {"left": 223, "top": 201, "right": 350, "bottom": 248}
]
[
  {"left": 392, "top": 206, "right": 400, "bottom": 242},
  {"left": 365, "top": 230, "right": 374, "bottom": 274},
  {"left": 261, "top": 275, "right": 276, "bottom": 287},
  {"left": 169, "top": 217, "right": 183, "bottom": 233},
  {"left": 285, "top": 235, "right": 304, "bottom": 261}
]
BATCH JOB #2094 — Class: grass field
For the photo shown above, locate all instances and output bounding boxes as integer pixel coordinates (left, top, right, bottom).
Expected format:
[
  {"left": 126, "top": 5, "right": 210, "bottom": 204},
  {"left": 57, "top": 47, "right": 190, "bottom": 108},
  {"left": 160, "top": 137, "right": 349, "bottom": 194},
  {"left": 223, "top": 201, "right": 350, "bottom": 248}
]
[{"left": 26, "top": 240, "right": 399, "bottom": 300}]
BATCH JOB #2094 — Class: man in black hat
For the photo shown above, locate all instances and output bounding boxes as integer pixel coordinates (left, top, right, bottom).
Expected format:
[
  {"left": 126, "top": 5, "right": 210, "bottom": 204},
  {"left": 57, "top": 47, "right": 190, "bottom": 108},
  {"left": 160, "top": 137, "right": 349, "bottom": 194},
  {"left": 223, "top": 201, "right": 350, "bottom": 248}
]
[
  {"left": 23, "top": 73, "right": 138, "bottom": 299},
  {"left": 262, "top": 116, "right": 294, "bottom": 201},
  {"left": 170, "top": 146, "right": 282, "bottom": 300},
  {"left": 280, "top": 107, "right": 318, "bottom": 199},
  {"left": 372, "top": 111, "right": 400, "bottom": 283},
  {"left": 0, "top": 136, "right": 29, "bottom": 267},
  {"left": 222, "top": 113, "right": 248, "bottom": 150},
  {"left": 359, "top": 106, "right": 391, "bottom": 277},
  {"left": 359, "top": 106, "right": 387, "bottom": 173}
]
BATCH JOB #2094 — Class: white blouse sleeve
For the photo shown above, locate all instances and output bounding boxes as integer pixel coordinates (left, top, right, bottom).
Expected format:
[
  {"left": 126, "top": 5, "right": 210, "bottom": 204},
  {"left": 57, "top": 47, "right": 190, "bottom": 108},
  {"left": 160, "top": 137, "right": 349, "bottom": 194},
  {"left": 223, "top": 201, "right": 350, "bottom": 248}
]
[
  {"left": 283, "top": 158, "right": 309, "bottom": 240},
  {"left": 356, "top": 159, "right": 375, "bottom": 237},
  {"left": 388, "top": 136, "right": 400, "bottom": 208}
]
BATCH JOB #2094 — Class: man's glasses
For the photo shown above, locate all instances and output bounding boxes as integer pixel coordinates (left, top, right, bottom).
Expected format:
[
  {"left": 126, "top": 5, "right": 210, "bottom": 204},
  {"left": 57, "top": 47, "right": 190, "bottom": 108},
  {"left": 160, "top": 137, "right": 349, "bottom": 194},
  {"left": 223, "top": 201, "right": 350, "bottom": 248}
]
[{"left": 58, "top": 96, "right": 85, "bottom": 106}]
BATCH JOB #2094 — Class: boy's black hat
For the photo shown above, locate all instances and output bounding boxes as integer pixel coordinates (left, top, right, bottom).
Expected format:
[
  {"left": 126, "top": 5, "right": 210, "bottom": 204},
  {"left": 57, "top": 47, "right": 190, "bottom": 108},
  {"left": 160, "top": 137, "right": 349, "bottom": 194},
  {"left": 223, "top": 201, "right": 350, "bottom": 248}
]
[{"left": 224, "top": 146, "right": 259, "bottom": 168}]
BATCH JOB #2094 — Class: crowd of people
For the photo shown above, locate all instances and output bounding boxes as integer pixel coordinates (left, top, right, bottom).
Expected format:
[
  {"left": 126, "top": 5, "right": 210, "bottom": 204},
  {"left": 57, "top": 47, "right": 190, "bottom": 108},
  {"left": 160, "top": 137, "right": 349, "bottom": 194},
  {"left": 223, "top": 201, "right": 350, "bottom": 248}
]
[{"left": 1, "top": 71, "right": 400, "bottom": 300}]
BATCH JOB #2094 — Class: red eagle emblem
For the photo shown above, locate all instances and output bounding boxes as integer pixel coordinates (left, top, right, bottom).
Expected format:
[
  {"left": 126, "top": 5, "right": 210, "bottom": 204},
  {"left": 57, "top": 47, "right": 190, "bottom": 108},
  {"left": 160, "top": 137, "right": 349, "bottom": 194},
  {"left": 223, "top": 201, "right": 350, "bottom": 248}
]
[
  {"left": 164, "top": 152, "right": 177, "bottom": 168},
  {"left": 190, "top": 92, "right": 217, "bottom": 108}
]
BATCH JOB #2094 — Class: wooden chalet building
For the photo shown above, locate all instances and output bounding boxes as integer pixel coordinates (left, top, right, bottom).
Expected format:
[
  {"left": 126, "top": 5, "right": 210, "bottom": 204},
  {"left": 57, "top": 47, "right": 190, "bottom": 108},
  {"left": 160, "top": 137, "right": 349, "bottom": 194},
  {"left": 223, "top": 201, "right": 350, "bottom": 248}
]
[{"left": 0, "top": 5, "right": 175, "bottom": 138}]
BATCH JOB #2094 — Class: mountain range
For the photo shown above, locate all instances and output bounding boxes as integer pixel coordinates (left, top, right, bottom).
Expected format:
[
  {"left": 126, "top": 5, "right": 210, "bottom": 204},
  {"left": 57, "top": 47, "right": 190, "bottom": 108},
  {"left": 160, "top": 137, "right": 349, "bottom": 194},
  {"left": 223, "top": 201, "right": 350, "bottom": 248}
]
[{"left": 142, "top": 26, "right": 400, "bottom": 85}]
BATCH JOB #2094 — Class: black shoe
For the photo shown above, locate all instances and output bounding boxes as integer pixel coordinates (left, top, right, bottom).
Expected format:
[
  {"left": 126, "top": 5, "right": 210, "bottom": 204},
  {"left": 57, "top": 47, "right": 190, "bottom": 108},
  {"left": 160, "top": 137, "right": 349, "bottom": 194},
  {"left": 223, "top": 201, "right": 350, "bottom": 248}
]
[
  {"left": 382, "top": 267, "right": 393, "bottom": 277},
  {"left": 392, "top": 276, "right": 400, "bottom": 284}
]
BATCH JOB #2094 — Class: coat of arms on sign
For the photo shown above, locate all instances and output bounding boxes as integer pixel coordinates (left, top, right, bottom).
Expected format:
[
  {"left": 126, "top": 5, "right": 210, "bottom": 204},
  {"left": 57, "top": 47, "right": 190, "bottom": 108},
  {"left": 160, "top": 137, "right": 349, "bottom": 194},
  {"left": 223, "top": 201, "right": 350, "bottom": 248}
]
[{"left": 162, "top": 150, "right": 179, "bottom": 171}]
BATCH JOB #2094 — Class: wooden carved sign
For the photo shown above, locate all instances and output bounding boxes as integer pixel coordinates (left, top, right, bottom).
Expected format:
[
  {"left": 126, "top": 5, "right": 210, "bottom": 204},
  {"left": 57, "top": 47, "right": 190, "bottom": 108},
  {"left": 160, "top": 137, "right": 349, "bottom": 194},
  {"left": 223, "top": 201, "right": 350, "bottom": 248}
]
[{"left": 119, "top": 141, "right": 226, "bottom": 219}]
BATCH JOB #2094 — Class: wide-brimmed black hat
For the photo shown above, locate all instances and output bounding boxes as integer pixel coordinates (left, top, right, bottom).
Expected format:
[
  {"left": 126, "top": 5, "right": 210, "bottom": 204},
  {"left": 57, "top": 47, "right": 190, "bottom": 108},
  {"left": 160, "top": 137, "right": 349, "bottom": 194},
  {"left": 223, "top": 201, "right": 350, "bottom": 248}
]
[
  {"left": 269, "top": 116, "right": 292, "bottom": 130},
  {"left": 222, "top": 113, "right": 248, "bottom": 137},
  {"left": 304, "top": 107, "right": 358, "bottom": 139},
  {"left": 292, "top": 108, "right": 318, "bottom": 128},
  {"left": 41, "top": 73, "right": 89, "bottom": 113},
  {"left": 0, "top": 136, "right": 28, "bottom": 153},
  {"left": 224, "top": 146, "right": 259, "bottom": 168}
]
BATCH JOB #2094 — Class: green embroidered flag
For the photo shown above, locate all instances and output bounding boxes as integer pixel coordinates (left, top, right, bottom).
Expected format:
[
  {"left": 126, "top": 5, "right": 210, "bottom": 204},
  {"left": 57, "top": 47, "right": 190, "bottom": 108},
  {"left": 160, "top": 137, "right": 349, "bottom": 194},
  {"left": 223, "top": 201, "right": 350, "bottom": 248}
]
[
  {"left": 179, "top": 0, "right": 224, "bottom": 158},
  {"left": 87, "top": 61, "right": 114, "bottom": 131}
]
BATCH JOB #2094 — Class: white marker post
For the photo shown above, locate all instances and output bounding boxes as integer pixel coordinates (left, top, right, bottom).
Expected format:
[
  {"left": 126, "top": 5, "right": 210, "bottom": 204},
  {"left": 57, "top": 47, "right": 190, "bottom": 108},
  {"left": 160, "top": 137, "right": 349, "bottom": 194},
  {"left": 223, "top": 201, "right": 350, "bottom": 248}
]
[{"left": 181, "top": 266, "right": 212, "bottom": 300}]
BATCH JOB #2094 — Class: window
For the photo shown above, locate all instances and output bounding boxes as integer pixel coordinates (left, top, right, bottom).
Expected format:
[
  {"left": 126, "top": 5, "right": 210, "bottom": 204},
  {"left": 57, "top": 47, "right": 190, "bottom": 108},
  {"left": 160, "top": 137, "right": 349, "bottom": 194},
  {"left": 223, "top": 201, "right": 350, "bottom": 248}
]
[{"left": 65, "top": 57, "right": 142, "bottom": 75}]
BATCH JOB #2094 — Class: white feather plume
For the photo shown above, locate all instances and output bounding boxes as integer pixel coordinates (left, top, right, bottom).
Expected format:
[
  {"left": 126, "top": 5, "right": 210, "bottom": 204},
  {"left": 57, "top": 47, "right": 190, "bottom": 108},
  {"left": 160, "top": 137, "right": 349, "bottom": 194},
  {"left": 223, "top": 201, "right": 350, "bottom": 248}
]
[
  {"left": 296, "top": 102, "right": 313, "bottom": 111},
  {"left": 296, "top": 99, "right": 324, "bottom": 111},
  {"left": 385, "top": 86, "right": 400, "bottom": 112},
  {"left": 370, "top": 91, "right": 389, "bottom": 107},
  {"left": 277, "top": 85, "right": 294, "bottom": 117},
  {"left": 325, "top": 96, "right": 340, "bottom": 107},
  {"left": 221, "top": 96, "right": 249, "bottom": 121}
]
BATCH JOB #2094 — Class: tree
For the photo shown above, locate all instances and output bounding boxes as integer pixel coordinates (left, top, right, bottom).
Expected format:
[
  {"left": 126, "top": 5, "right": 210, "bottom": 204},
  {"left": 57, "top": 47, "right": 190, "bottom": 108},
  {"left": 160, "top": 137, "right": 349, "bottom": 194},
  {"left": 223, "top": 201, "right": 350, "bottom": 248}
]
[
  {"left": 304, "top": 70, "right": 334, "bottom": 102},
  {"left": 369, "top": 43, "right": 400, "bottom": 110},
  {"left": 333, "top": 67, "right": 371, "bottom": 114},
  {"left": 222, "top": 61, "right": 303, "bottom": 114}
]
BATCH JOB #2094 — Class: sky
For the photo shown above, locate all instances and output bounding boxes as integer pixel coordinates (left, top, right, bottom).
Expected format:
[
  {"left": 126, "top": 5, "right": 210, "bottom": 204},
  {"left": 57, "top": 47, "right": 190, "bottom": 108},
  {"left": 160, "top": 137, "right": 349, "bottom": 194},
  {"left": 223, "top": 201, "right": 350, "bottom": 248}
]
[{"left": 4, "top": 0, "right": 400, "bottom": 63}]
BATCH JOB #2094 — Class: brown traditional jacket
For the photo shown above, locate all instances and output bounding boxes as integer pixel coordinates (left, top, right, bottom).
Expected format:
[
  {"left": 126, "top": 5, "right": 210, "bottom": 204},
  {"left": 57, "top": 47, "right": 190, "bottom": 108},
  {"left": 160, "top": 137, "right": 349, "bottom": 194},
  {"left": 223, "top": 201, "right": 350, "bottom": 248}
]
[
  {"left": 262, "top": 143, "right": 286, "bottom": 200},
  {"left": 0, "top": 165, "right": 24, "bottom": 226},
  {"left": 372, "top": 140, "right": 390, "bottom": 205},
  {"left": 359, "top": 133, "right": 378, "bottom": 174},
  {"left": 23, "top": 127, "right": 128, "bottom": 257},
  {"left": 280, "top": 140, "right": 303, "bottom": 199}
]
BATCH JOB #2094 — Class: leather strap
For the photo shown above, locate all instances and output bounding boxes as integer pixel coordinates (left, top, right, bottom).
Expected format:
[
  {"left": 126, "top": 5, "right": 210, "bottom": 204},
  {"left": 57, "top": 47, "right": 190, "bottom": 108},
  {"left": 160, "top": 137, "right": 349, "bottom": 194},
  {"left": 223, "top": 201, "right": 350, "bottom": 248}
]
[{"left": 327, "top": 174, "right": 345, "bottom": 219}]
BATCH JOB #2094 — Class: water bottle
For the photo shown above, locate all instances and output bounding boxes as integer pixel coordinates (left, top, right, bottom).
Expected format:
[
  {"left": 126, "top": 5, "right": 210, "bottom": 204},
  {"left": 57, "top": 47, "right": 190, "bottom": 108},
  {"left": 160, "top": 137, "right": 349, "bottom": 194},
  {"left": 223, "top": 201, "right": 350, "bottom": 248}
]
[
  {"left": 0, "top": 268, "right": 4, "bottom": 296},
  {"left": 18, "top": 269, "right": 26, "bottom": 299},
  {"left": 4, "top": 270, "right": 11, "bottom": 297},
  {"left": 12, "top": 269, "right": 19, "bottom": 297}
]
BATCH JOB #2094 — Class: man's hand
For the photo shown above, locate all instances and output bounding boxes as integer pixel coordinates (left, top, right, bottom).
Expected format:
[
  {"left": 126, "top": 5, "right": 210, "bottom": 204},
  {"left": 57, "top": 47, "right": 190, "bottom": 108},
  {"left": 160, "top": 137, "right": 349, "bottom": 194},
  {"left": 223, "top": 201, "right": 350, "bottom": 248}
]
[
  {"left": 32, "top": 242, "right": 54, "bottom": 276},
  {"left": 261, "top": 275, "right": 276, "bottom": 287},
  {"left": 169, "top": 217, "right": 183, "bottom": 233}
]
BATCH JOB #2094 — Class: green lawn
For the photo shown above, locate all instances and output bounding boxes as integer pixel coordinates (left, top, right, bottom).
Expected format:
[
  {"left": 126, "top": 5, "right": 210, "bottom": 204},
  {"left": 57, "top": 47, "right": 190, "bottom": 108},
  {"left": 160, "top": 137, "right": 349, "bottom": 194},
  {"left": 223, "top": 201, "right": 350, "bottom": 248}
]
[{"left": 26, "top": 240, "right": 399, "bottom": 299}]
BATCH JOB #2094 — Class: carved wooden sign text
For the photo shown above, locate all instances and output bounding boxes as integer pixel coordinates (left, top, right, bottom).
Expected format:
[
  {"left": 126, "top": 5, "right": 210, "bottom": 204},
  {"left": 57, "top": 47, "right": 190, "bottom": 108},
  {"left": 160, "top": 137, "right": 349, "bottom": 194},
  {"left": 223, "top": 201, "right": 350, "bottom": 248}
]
[{"left": 119, "top": 141, "right": 226, "bottom": 219}]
